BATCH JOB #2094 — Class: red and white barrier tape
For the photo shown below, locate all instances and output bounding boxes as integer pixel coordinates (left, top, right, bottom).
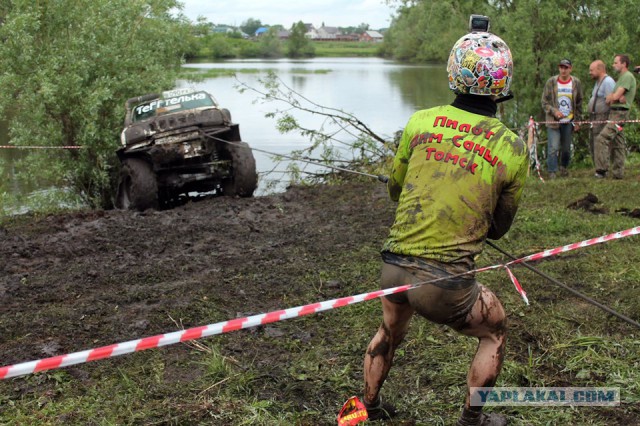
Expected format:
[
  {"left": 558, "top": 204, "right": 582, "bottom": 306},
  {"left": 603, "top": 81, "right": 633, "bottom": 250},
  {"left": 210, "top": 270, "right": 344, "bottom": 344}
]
[
  {"left": 1, "top": 226, "right": 638, "bottom": 380},
  {"left": 0, "top": 285, "right": 411, "bottom": 380},
  {"left": 533, "top": 118, "right": 640, "bottom": 127},
  {"left": 474, "top": 226, "right": 640, "bottom": 303},
  {"left": 527, "top": 117, "right": 545, "bottom": 183},
  {"left": 0, "top": 145, "right": 83, "bottom": 149}
]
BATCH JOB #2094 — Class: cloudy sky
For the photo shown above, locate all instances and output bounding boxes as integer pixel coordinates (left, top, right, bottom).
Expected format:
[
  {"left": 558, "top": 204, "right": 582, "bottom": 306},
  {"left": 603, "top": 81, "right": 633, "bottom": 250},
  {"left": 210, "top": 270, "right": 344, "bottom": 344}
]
[{"left": 178, "top": 0, "right": 396, "bottom": 29}]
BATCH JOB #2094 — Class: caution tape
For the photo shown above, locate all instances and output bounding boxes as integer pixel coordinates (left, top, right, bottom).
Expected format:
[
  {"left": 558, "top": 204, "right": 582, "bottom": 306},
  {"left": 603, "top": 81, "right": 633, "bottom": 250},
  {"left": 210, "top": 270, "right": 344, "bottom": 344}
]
[
  {"left": 0, "top": 285, "right": 411, "bottom": 380},
  {"left": 526, "top": 117, "right": 545, "bottom": 183},
  {"left": 0, "top": 145, "right": 83, "bottom": 149},
  {"left": 474, "top": 226, "right": 640, "bottom": 304},
  {"left": 1, "top": 226, "right": 638, "bottom": 380},
  {"left": 533, "top": 118, "right": 640, "bottom": 127}
]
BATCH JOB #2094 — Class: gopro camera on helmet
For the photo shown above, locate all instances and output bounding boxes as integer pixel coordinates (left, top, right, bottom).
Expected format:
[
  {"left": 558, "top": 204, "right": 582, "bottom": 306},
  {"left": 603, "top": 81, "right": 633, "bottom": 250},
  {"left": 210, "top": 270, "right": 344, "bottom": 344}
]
[{"left": 469, "top": 15, "right": 490, "bottom": 33}]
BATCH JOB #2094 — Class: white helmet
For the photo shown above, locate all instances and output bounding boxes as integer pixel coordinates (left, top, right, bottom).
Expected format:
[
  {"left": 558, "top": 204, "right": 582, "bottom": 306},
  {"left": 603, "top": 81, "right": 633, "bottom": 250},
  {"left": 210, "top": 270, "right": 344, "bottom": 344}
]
[{"left": 447, "top": 32, "right": 513, "bottom": 98}]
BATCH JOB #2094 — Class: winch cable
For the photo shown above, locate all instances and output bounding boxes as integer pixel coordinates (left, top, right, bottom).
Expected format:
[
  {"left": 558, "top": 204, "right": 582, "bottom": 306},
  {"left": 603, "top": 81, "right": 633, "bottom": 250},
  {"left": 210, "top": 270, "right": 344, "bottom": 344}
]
[
  {"left": 207, "top": 133, "right": 638, "bottom": 328},
  {"left": 203, "top": 132, "right": 389, "bottom": 183},
  {"left": 486, "top": 240, "right": 640, "bottom": 329}
]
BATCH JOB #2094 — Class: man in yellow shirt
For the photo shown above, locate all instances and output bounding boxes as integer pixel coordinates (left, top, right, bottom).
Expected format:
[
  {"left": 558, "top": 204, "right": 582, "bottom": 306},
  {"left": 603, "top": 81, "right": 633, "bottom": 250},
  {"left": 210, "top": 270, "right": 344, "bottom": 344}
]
[{"left": 362, "top": 26, "right": 528, "bottom": 426}]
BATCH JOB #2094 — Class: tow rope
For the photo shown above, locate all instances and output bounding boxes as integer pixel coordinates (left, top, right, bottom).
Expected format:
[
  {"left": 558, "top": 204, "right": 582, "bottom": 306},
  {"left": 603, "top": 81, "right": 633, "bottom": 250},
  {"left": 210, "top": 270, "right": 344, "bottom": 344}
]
[
  {"left": 486, "top": 240, "right": 640, "bottom": 329},
  {"left": 204, "top": 132, "right": 389, "bottom": 183},
  {"left": 0, "top": 145, "right": 83, "bottom": 149}
]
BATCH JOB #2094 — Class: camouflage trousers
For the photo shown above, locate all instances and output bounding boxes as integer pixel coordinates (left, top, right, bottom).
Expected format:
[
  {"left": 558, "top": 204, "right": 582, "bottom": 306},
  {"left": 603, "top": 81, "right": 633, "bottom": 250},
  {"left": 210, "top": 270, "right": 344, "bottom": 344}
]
[
  {"left": 594, "top": 109, "right": 628, "bottom": 179},
  {"left": 589, "top": 112, "right": 608, "bottom": 163}
]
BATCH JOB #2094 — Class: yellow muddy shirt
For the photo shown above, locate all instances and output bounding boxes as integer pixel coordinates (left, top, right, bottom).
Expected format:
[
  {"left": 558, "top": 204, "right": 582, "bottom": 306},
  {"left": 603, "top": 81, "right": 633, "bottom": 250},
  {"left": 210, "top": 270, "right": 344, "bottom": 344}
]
[{"left": 383, "top": 104, "right": 528, "bottom": 266}]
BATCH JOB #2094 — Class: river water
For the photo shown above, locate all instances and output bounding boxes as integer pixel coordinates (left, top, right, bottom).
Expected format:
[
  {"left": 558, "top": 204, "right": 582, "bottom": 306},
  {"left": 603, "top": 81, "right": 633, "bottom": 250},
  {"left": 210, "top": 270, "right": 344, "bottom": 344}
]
[{"left": 0, "top": 57, "right": 450, "bottom": 202}]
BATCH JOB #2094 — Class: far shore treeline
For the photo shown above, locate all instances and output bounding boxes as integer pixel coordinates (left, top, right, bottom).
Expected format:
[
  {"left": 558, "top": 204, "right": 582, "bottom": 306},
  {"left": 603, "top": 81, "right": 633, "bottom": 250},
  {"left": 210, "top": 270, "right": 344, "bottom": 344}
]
[{"left": 0, "top": 0, "right": 639, "bottom": 210}]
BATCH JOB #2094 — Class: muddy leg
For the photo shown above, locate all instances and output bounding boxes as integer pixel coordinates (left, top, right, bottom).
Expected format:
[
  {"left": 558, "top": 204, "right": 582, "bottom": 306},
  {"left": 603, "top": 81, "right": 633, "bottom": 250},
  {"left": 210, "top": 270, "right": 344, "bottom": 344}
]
[
  {"left": 363, "top": 297, "right": 414, "bottom": 404},
  {"left": 453, "top": 285, "right": 507, "bottom": 410}
]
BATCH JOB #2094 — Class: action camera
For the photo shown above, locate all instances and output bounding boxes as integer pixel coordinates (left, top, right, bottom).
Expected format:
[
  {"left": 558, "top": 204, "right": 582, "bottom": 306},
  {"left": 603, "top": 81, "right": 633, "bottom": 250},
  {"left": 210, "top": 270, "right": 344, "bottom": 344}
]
[{"left": 469, "top": 15, "right": 490, "bottom": 33}]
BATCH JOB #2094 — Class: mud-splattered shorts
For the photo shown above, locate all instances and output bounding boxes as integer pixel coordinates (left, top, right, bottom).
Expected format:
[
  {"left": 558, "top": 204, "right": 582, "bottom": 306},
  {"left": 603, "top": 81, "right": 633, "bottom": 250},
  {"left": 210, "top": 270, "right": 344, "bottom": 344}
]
[{"left": 380, "top": 252, "right": 480, "bottom": 327}]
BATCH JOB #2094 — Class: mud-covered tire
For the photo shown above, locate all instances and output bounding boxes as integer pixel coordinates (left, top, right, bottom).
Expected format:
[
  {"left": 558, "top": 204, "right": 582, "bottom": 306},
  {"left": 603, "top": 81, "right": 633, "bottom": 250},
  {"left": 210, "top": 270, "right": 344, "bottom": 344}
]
[
  {"left": 222, "top": 142, "right": 258, "bottom": 197},
  {"left": 115, "top": 158, "right": 159, "bottom": 210}
]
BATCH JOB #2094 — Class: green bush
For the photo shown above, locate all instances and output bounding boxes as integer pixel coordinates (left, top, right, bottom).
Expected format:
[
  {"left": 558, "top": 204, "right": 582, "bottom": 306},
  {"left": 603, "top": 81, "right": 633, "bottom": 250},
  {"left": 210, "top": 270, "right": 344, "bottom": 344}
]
[{"left": 0, "top": 0, "right": 188, "bottom": 208}]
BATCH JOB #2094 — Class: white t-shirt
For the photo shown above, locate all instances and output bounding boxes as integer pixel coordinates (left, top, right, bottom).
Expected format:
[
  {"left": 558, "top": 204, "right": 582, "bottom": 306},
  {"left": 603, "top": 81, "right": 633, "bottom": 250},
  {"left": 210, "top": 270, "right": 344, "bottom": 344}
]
[{"left": 557, "top": 77, "right": 574, "bottom": 122}]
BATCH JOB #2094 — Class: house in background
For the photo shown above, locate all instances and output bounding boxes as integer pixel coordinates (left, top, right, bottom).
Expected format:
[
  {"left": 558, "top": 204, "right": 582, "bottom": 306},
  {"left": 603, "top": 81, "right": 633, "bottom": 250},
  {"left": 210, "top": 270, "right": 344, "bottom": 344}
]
[
  {"left": 360, "top": 30, "right": 384, "bottom": 42},
  {"left": 304, "top": 23, "right": 319, "bottom": 39},
  {"left": 317, "top": 25, "right": 341, "bottom": 39},
  {"left": 212, "top": 25, "right": 248, "bottom": 38},
  {"left": 212, "top": 25, "right": 235, "bottom": 34}
]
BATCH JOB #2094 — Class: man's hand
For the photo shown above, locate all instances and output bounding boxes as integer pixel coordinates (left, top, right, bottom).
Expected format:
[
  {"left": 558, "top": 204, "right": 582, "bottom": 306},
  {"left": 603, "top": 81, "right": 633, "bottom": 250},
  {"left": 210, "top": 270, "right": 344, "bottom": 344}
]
[
  {"left": 554, "top": 110, "right": 564, "bottom": 120},
  {"left": 573, "top": 123, "right": 581, "bottom": 132}
]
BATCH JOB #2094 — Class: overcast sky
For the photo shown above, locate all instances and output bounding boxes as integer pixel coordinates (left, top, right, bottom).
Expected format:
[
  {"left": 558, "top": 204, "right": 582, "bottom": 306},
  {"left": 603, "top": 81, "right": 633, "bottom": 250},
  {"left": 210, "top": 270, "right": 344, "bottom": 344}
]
[{"left": 178, "top": 0, "right": 396, "bottom": 29}]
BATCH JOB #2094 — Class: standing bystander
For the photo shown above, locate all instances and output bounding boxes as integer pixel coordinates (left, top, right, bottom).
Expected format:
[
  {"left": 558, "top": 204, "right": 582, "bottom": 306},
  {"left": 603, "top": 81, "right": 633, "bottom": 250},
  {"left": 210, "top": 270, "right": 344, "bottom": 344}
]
[
  {"left": 594, "top": 54, "right": 637, "bottom": 179},
  {"left": 541, "top": 59, "right": 584, "bottom": 178},
  {"left": 361, "top": 23, "right": 529, "bottom": 426},
  {"left": 587, "top": 60, "right": 616, "bottom": 164}
]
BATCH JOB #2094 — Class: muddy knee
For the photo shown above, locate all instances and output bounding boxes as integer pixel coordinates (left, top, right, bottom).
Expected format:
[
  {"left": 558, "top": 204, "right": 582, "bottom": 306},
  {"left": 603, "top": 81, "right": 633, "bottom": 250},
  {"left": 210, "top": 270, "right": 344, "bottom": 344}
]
[{"left": 455, "top": 286, "right": 507, "bottom": 336}]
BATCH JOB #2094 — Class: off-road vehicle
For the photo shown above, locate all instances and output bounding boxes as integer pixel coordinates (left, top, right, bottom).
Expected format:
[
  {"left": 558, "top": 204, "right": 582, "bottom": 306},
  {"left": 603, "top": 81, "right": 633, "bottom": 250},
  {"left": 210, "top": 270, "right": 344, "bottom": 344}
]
[{"left": 115, "top": 88, "right": 258, "bottom": 210}]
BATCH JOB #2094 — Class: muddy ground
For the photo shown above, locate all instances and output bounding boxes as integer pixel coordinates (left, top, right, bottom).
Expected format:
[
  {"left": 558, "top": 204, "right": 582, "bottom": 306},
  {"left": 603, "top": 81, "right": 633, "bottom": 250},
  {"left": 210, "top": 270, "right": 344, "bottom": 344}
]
[
  {"left": 0, "top": 180, "right": 394, "bottom": 362},
  {"left": 0, "top": 180, "right": 400, "bottom": 421},
  {"left": 2, "top": 178, "right": 639, "bottom": 425}
]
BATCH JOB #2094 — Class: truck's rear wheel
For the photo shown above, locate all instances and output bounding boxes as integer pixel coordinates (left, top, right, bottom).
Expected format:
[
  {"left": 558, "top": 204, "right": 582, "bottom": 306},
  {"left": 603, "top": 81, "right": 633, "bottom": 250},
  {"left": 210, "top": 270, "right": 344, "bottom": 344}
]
[
  {"left": 115, "top": 158, "right": 159, "bottom": 210},
  {"left": 222, "top": 142, "right": 258, "bottom": 197}
]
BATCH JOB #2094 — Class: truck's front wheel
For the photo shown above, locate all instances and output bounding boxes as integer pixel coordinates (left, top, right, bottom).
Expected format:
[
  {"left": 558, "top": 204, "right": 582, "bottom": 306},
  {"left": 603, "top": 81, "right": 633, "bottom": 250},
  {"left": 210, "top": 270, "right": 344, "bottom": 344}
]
[
  {"left": 222, "top": 142, "right": 258, "bottom": 197},
  {"left": 115, "top": 158, "right": 159, "bottom": 210}
]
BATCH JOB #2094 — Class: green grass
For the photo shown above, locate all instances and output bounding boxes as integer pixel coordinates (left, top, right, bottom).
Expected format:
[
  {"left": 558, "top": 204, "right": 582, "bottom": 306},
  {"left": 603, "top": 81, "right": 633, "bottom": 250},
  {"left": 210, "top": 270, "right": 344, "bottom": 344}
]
[
  {"left": 311, "top": 41, "right": 380, "bottom": 57},
  {"left": 186, "top": 38, "right": 379, "bottom": 61},
  {"left": 178, "top": 67, "right": 331, "bottom": 81},
  {"left": 1, "top": 163, "right": 639, "bottom": 425}
]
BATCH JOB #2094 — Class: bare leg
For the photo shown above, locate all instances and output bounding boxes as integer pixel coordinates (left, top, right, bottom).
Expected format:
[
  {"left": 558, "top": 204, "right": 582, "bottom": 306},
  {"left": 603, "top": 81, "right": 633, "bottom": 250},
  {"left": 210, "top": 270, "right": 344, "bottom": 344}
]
[
  {"left": 453, "top": 285, "right": 507, "bottom": 410},
  {"left": 363, "top": 297, "right": 414, "bottom": 404}
]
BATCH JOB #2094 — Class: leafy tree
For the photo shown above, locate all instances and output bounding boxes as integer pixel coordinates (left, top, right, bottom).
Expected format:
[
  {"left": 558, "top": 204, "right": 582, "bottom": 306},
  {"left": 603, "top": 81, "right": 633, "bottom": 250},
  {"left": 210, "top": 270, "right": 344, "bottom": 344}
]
[
  {"left": 356, "top": 23, "right": 370, "bottom": 34},
  {"left": 382, "top": 0, "right": 489, "bottom": 62},
  {"left": 227, "top": 30, "right": 244, "bottom": 39},
  {"left": 191, "top": 16, "right": 213, "bottom": 37},
  {"left": 486, "top": 0, "right": 638, "bottom": 159},
  {"left": 259, "top": 27, "right": 283, "bottom": 58},
  {"left": 0, "top": 0, "right": 188, "bottom": 208},
  {"left": 239, "top": 42, "right": 261, "bottom": 58},
  {"left": 287, "top": 21, "right": 315, "bottom": 58},
  {"left": 381, "top": 0, "right": 640, "bottom": 144},
  {"left": 209, "top": 33, "right": 236, "bottom": 59},
  {"left": 240, "top": 18, "right": 262, "bottom": 37}
]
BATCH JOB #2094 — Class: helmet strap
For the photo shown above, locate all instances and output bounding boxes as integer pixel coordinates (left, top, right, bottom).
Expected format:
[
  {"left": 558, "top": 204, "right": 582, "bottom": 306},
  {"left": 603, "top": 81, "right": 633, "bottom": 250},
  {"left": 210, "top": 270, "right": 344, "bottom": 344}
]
[{"left": 495, "top": 92, "right": 514, "bottom": 104}]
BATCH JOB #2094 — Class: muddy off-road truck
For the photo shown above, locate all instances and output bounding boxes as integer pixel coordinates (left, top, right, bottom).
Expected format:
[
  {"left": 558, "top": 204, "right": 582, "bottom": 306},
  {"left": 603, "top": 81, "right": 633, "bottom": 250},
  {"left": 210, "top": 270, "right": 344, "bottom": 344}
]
[{"left": 115, "top": 88, "right": 258, "bottom": 210}]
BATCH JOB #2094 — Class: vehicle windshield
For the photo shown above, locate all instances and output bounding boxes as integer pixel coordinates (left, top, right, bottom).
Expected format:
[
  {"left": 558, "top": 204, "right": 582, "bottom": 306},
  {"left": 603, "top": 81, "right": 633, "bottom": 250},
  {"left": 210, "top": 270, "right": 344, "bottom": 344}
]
[{"left": 132, "top": 91, "right": 217, "bottom": 122}]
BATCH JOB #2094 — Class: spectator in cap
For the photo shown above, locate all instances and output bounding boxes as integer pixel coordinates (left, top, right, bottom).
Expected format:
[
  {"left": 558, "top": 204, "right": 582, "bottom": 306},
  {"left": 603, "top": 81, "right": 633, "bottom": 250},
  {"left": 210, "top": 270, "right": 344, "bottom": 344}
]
[{"left": 541, "top": 58, "right": 584, "bottom": 178}]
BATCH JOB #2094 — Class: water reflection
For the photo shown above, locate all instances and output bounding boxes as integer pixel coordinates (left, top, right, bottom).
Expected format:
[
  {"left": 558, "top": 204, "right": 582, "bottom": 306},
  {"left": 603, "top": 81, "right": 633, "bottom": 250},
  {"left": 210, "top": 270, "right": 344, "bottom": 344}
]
[{"left": 387, "top": 65, "right": 453, "bottom": 110}]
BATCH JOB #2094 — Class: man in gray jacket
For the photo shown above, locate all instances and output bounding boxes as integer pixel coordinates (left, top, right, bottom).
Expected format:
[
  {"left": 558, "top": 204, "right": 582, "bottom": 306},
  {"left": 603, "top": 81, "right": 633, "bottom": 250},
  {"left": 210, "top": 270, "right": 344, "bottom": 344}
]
[{"left": 541, "top": 59, "right": 584, "bottom": 178}]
